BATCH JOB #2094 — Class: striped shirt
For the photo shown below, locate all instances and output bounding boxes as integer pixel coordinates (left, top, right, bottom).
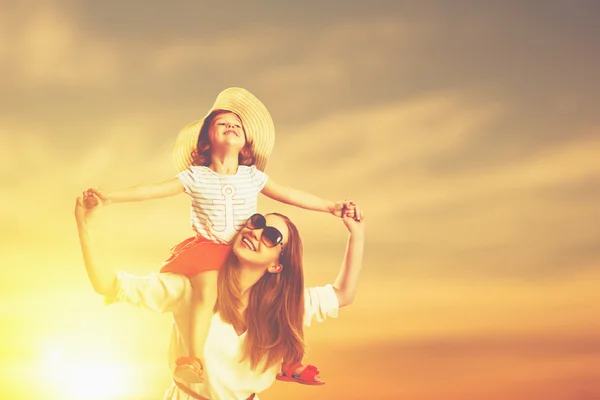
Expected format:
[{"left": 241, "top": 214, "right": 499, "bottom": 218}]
[{"left": 176, "top": 165, "right": 268, "bottom": 244}]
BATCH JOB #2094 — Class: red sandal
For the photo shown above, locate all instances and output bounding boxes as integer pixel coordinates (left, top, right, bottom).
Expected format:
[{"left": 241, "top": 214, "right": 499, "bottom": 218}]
[{"left": 276, "top": 363, "right": 325, "bottom": 385}]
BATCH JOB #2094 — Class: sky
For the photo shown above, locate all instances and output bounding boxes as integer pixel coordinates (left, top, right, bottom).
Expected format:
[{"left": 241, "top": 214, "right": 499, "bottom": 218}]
[{"left": 1, "top": 0, "right": 600, "bottom": 399}]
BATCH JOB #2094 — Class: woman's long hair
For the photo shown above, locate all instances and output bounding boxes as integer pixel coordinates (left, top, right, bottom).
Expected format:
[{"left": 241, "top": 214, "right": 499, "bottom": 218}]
[
  {"left": 214, "top": 213, "right": 305, "bottom": 371},
  {"left": 190, "top": 109, "right": 255, "bottom": 167}
]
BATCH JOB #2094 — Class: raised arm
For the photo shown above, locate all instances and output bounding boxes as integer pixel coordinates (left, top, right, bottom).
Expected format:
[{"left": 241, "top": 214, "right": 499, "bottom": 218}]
[
  {"left": 262, "top": 178, "right": 351, "bottom": 216},
  {"left": 74, "top": 196, "right": 118, "bottom": 296},
  {"left": 88, "top": 177, "right": 185, "bottom": 205},
  {"left": 74, "top": 194, "right": 189, "bottom": 313},
  {"left": 332, "top": 205, "right": 365, "bottom": 308}
]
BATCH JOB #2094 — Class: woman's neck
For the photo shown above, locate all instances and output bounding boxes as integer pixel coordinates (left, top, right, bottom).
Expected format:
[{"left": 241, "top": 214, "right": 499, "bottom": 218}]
[
  {"left": 237, "top": 265, "right": 266, "bottom": 308},
  {"left": 209, "top": 152, "right": 239, "bottom": 175}
]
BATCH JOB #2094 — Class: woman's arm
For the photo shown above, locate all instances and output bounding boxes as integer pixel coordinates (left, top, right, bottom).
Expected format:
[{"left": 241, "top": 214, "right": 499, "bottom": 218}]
[
  {"left": 303, "top": 206, "right": 365, "bottom": 326},
  {"left": 74, "top": 197, "right": 118, "bottom": 296},
  {"left": 332, "top": 206, "right": 365, "bottom": 308},
  {"left": 89, "top": 177, "right": 185, "bottom": 205},
  {"left": 261, "top": 178, "right": 350, "bottom": 216},
  {"left": 74, "top": 194, "right": 190, "bottom": 313}
]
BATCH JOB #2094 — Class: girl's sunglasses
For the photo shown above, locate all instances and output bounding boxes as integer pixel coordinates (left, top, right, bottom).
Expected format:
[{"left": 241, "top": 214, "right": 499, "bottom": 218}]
[{"left": 245, "top": 213, "right": 284, "bottom": 248}]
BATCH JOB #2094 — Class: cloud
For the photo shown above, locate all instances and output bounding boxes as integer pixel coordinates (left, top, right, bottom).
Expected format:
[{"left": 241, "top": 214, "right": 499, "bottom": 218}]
[
  {"left": 0, "top": 3, "right": 120, "bottom": 89},
  {"left": 2, "top": 3, "right": 600, "bottom": 398},
  {"left": 3, "top": 1, "right": 598, "bottom": 155},
  {"left": 2, "top": 79, "right": 599, "bottom": 285},
  {"left": 262, "top": 91, "right": 600, "bottom": 284}
]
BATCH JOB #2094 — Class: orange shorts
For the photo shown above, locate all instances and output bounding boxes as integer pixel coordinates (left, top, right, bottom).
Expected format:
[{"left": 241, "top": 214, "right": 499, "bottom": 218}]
[{"left": 160, "top": 236, "right": 232, "bottom": 277}]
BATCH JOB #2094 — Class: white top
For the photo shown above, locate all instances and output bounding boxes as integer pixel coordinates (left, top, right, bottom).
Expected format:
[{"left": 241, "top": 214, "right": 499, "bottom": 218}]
[
  {"left": 177, "top": 165, "right": 269, "bottom": 244},
  {"left": 106, "top": 272, "right": 339, "bottom": 400}
]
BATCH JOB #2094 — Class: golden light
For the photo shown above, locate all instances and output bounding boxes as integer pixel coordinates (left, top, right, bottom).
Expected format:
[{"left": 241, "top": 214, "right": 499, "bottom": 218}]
[{"left": 42, "top": 341, "right": 137, "bottom": 400}]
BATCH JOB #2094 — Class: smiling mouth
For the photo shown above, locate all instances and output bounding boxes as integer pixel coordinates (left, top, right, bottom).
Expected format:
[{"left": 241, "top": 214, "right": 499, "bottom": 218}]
[
  {"left": 224, "top": 130, "right": 238, "bottom": 136},
  {"left": 242, "top": 236, "right": 256, "bottom": 251}
]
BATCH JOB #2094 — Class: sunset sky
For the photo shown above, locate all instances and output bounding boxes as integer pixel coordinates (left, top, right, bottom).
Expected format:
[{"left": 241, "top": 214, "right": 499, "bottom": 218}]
[{"left": 1, "top": 1, "right": 600, "bottom": 399}]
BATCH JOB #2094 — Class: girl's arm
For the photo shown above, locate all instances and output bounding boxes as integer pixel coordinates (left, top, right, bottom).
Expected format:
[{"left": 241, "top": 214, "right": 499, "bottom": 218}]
[
  {"left": 74, "top": 197, "right": 118, "bottom": 297},
  {"left": 89, "top": 177, "right": 185, "bottom": 205},
  {"left": 332, "top": 206, "right": 365, "bottom": 308},
  {"left": 262, "top": 178, "right": 348, "bottom": 215}
]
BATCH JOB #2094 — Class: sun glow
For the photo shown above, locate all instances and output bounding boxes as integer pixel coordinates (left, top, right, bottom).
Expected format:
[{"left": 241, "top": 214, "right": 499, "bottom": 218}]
[{"left": 42, "top": 343, "right": 138, "bottom": 400}]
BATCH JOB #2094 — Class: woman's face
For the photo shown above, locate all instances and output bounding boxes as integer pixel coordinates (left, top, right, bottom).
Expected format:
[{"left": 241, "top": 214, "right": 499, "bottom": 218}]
[
  {"left": 208, "top": 112, "right": 246, "bottom": 151},
  {"left": 232, "top": 214, "right": 288, "bottom": 268}
]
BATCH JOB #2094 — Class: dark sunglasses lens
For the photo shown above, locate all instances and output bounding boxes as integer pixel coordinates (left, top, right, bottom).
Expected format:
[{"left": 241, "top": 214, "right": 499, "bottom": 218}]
[
  {"left": 262, "top": 227, "right": 283, "bottom": 247},
  {"left": 247, "top": 214, "right": 265, "bottom": 229}
]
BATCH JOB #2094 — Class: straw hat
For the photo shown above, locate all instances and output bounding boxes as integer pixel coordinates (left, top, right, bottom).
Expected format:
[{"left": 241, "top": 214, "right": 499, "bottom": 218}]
[{"left": 172, "top": 87, "right": 275, "bottom": 172}]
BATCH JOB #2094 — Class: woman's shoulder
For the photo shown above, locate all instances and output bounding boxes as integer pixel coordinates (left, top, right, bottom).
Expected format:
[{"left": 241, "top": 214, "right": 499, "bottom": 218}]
[
  {"left": 303, "top": 284, "right": 339, "bottom": 326},
  {"left": 304, "top": 284, "right": 337, "bottom": 300}
]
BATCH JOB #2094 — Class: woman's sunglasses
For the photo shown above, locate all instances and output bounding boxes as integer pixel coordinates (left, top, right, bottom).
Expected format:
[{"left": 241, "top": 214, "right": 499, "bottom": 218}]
[{"left": 245, "top": 213, "right": 284, "bottom": 248}]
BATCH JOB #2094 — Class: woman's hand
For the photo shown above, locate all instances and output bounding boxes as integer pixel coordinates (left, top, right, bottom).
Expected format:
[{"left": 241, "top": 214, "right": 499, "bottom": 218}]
[
  {"left": 331, "top": 200, "right": 355, "bottom": 218},
  {"left": 84, "top": 187, "right": 111, "bottom": 207},
  {"left": 74, "top": 192, "right": 118, "bottom": 297},
  {"left": 333, "top": 203, "right": 365, "bottom": 308},
  {"left": 342, "top": 204, "right": 365, "bottom": 235},
  {"left": 333, "top": 200, "right": 366, "bottom": 223},
  {"left": 74, "top": 191, "right": 102, "bottom": 223}
]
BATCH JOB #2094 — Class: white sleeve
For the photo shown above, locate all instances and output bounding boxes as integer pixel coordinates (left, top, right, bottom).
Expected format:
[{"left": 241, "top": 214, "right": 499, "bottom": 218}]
[
  {"left": 104, "top": 272, "right": 191, "bottom": 314},
  {"left": 251, "top": 165, "right": 269, "bottom": 192},
  {"left": 176, "top": 168, "right": 196, "bottom": 195},
  {"left": 303, "top": 284, "right": 339, "bottom": 327}
]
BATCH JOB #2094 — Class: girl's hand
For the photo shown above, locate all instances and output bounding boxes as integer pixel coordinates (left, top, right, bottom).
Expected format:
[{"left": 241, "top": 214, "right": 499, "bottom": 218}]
[
  {"left": 85, "top": 187, "right": 111, "bottom": 206},
  {"left": 331, "top": 200, "right": 355, "bottom": 218},
  {"left": 74, "top": 192, "right": 101, "bottom": 222},
  {"left": 342, "top": 204, "right": 365, "bottom": 235}
]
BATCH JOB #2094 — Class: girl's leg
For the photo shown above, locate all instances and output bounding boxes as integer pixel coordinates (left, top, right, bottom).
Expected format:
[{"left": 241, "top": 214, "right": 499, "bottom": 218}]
[{"left": 174, "top": 270, "right": 218, "bottom": 383}]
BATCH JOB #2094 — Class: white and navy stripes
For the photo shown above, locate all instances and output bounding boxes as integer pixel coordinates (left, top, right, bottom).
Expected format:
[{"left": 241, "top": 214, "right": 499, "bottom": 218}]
[{"left": 177, "top": 165, "right": 268, "bottom": 244}]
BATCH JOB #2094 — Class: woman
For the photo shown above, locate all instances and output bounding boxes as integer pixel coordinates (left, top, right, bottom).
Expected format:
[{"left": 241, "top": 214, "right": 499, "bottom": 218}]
[{"left": 74, "top": 195, "right": 365, "bottom": 400}]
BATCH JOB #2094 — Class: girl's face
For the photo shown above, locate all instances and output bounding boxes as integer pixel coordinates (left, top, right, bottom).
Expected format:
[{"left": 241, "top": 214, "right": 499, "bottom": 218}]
[
  {"left": 208, "top": 112, "right": 246, "bottom": 151},
  {"left": 232, "top": 214, "right": 288, "bottom": 269}
]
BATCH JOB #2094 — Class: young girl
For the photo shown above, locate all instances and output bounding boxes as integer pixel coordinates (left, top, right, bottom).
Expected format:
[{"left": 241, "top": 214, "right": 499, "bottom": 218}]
[{"left": 85, "top": 87, "right": 354, "bottom": 386}]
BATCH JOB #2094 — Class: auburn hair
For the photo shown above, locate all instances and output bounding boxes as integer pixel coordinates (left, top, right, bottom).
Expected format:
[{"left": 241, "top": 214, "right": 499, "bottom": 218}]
[
  {"left": 190, "top": 109, "right": 255, "bottom": 167},
  {"left": 214, "top": 213, "right": 305, "bottom": 371}
]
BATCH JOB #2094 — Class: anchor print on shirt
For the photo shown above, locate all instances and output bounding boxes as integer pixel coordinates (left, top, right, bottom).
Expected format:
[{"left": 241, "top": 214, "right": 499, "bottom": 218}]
[{"left": 204, "top": 184, "right": 246, "bottom": 243}]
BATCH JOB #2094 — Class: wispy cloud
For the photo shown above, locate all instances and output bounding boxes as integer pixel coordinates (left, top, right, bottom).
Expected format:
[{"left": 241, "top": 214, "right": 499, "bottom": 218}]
[{"left": 2, "top": 2, "right": 600, "bottom": 399}]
